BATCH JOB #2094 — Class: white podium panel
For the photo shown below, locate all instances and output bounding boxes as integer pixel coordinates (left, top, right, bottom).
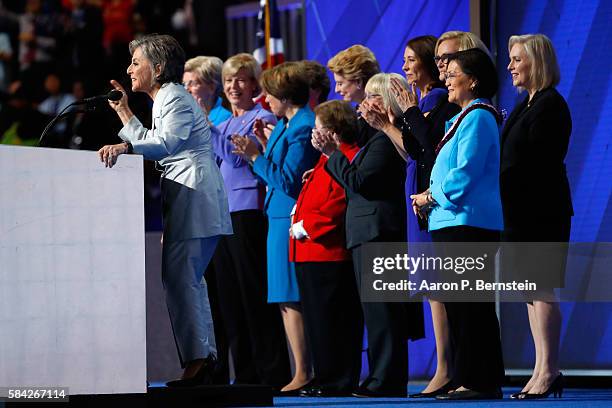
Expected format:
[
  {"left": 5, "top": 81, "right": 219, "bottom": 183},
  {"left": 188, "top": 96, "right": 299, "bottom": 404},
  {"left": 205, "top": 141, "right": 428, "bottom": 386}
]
[{"left": 0, "top": 145, "right": 146, "bottom": 395}]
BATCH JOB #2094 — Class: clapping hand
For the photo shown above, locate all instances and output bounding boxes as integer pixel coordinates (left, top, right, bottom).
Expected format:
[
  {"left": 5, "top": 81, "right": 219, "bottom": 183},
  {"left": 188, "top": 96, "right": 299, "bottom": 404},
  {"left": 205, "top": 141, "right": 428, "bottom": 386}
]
[
  {"left": 311, "top": 127, "right": 339, "bottom": 157},
  {"left": 360, "top": 99, "right": 394, "bottom": 131},
  {"left": 263, "top": 122, "right": 274, "bottom": 138},
  {"left": 253, "top": 118, "right": 274, "bottom": 151},
  {"left": 302, "top": 168, "right": 314, "bottom": 183},
  {"left": 391, "top": 77, "right": 418, "bottom": 113},
  {"left": 231, "top": 135, "right": 260, "bottom": 163}
]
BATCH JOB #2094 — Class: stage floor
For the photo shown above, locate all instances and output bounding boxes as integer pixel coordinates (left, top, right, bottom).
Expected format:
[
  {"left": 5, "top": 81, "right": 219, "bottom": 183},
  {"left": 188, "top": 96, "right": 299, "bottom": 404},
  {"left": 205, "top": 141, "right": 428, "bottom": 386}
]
[
  {"left": 273, "top": 386, "right": 612, "bottom": 407},
  {"left": 3, "top": 385, "right": 610, "bottom": 407}
]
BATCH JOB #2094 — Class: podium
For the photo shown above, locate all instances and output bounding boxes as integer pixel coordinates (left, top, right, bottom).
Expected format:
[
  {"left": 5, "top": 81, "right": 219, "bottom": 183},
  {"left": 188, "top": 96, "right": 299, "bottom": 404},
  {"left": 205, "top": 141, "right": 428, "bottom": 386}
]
[{"left": 0, "top": 145, "right": 147, "bottom": 395}]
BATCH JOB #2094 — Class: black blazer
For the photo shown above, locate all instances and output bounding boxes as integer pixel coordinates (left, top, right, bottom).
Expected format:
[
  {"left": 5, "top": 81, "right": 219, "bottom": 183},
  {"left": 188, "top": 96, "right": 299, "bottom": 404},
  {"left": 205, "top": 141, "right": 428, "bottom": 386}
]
[
  {"left": 325, "top": 131, "right": 407, "bottom": 249},
  {"left": 355, "top": 115, "right": 379, "bottom": 147},
  {"left": 396, "top": 95, "right": 460, "bottom": 230},
  {"left": 500, "top": 87, "right": 573, "bottom": 228}
]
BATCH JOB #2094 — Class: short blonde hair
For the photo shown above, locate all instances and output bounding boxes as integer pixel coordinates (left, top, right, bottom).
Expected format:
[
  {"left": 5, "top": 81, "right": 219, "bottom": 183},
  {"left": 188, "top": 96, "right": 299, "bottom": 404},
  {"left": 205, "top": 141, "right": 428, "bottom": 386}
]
[
  {"left": 365, "top": 73, "right": 409, "bottom": 119},
  {"left": 327, "top": 44, "right": 380, "bottom": 86},
  {"left": 184, "top": 56, "right": 224, "bottom": 96},
  {"left": 508, "top": 34, "right": 560, "bottom": 91},
  {"left": 222, "top": 53, "right": 261, "bottom": 83},
  {"left": 435, "top": 31, "right": 492, "bottom": 58}
]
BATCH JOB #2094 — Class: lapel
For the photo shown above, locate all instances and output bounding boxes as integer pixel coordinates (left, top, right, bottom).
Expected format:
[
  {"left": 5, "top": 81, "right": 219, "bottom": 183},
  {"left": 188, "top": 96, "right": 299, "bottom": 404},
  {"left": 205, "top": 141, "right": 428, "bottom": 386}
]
[
  {"left": 501, "top": 92, "right": 536, "bottom": 147},
  {"left": 352, "top": 131, "right": 380, "bottom": 165},
  {"left": 264, "top": 118, "right": 287, "bottom": 158},
  {"left": 265, "top": 105, "right": 311, "bottom": 157},
  {"left": 221, "top": 107, "right": 261, "bottom": 137},
  {"left": 152, "top": 83, "right": 171, "bottom": 120}
]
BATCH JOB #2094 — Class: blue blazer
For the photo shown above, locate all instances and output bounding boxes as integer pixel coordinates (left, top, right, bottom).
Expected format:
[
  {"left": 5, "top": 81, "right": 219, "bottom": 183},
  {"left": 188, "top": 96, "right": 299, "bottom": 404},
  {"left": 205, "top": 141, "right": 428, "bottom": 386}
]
[
  {"left": 252, "top": 106, "right": 319, "bottom": 218},
  {"left": 429, "top": 99, "right": 503, "bottom": 232},
  {"left": 208, "top": 97, "right": 232, "bottom": 126}
]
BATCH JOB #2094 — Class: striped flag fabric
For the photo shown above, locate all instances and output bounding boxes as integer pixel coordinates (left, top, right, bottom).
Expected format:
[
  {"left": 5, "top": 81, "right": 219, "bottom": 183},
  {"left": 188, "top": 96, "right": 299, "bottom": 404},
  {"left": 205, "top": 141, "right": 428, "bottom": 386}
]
[{"left": 253, "top": 0, "right": 285, "bottom": 69}]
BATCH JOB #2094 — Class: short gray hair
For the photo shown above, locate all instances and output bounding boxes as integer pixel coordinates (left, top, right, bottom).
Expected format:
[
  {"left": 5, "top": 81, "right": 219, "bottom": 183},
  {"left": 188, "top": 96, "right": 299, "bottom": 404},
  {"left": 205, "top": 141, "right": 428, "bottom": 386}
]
[
  {"left": 129, "top": 34, "right": 185, "bottom": 85},
  {"left": 185, "top": 56, "right": 224, "bottom": 97},
  {"left": 508, "top": 34, "right": 560, "bottom": 91},
  {"left": 365, "top": 73, "right": 409, "bottom": 119}
]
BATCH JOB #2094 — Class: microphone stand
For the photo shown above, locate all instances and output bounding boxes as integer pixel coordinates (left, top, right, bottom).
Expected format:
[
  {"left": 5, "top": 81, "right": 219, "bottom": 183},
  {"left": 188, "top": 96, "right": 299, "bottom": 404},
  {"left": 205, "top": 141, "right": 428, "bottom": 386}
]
[{"left": 38, "top": 104, "right": 95, "bottom": 147}]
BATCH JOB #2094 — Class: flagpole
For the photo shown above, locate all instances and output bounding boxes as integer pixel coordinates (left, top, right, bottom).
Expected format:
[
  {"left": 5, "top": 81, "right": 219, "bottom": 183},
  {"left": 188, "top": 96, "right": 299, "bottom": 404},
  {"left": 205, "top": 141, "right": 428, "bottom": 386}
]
[{"left": 264, "top": 0, "right": 272, "bottom": 69}]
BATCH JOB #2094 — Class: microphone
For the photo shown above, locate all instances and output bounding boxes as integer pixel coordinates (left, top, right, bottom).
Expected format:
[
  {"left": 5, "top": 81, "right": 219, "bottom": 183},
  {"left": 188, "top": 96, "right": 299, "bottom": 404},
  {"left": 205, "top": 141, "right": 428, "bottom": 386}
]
[
  {"left": 76, "top": 89, "right": 123, "bottom": 105},
  {"left": 38, "top": 90, "right": 123, "bottom": 146}
]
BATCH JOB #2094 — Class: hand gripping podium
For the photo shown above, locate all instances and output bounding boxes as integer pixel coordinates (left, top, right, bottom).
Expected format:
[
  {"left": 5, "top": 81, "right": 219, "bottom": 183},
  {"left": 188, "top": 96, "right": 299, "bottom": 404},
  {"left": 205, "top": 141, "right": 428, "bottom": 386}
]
[{"left": 0, "top": 145, "right": 147, "bottom": 396}]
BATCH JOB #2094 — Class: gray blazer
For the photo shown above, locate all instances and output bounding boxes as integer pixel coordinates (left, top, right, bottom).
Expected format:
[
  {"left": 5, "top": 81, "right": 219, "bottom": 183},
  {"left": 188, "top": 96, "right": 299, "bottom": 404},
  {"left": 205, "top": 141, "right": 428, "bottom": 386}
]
[{"left": 119, "top": 82, "right": 232, "bottom": 242}]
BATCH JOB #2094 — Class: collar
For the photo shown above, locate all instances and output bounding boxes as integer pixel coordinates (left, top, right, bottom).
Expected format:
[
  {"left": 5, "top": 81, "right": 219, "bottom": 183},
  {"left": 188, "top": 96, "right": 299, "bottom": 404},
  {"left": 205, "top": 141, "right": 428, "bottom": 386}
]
[
  {"left": 286, "top": 105, "right": 312, "bottom": 127},
  {"left": 449, "top": 98, "right": 491, "bottom": 121},
  {"left": 339, "top": 141, "right": 359, "bottom": 156},
  {"left": 213, "top": 96, "right": 223, "bottom": 110}
]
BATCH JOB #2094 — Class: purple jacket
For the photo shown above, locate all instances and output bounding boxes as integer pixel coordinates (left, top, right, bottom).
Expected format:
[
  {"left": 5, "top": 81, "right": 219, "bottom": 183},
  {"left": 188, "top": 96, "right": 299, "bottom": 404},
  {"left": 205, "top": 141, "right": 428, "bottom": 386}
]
[{"left": 211, "top": 105, "right": 277, "bottom": 212}]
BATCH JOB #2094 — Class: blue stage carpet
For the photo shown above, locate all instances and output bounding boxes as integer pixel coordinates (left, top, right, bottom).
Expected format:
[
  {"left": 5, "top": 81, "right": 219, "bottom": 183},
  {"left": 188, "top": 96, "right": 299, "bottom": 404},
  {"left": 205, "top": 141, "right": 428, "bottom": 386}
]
[{"left": 272, "top": 387, "right": 612, "bottom": 407}]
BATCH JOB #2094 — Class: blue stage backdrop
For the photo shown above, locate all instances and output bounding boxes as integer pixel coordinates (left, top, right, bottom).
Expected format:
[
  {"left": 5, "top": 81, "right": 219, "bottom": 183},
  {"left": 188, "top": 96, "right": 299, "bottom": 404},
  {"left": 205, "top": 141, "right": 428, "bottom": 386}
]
[
  {"left": 496, "top": 0, "right": 612, "bottom": 373},
  {"left": 305, "top": 0, "right": 469, "bottom": 99},
  {"left": 305, "top": 0, "right": 470, "bottom": 380}
]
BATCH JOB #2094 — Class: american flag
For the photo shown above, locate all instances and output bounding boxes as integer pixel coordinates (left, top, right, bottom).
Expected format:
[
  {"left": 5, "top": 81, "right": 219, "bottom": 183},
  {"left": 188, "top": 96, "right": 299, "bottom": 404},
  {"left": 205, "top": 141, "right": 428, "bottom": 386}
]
[{"left": 253, "top": 0, "right": 285, "bottom": 69}]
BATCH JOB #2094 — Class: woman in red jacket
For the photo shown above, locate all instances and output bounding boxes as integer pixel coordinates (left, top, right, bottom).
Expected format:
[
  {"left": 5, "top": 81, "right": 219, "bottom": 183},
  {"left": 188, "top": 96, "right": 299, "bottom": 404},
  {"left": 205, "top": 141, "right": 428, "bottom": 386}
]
[{"left": 290, "top": 100, "right": 363, "bottom": 397}]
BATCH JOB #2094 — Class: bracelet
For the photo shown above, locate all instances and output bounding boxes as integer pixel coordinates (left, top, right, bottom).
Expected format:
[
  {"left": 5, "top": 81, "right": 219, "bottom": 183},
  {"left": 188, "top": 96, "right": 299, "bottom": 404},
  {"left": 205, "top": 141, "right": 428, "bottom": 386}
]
[{"left": 124, "top": 141, "right": 133, "bottom": 154}]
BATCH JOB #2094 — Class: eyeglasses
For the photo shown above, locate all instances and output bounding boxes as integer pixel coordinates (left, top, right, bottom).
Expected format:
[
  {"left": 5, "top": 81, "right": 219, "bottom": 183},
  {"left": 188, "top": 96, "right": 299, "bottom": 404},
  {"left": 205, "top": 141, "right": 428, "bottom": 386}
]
[
  {"left": 183, "top": 80, "right": 201, "bottom": 88},
  {"left": 434, "top": 54, "right": 451, "bottom": 65},
  {"left": 444, "top": 71, "right": 464, "bottom": 81}
]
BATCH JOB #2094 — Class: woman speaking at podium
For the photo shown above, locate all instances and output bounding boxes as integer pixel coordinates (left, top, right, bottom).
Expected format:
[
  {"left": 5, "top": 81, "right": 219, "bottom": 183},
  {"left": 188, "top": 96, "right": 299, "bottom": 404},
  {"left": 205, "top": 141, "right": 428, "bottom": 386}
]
[{"left": 96, "top": 34, "right": 233, "bottom": 386}]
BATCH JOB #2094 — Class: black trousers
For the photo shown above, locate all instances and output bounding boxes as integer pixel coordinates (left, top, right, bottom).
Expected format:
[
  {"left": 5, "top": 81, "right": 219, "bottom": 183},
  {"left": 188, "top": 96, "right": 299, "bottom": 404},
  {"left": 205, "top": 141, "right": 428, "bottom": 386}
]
[
  {"left": 352, "top": 244, "right": 409, "bottom": 395},
  {"left": 431, "top": 225, "right": 505, "bottom": 393},
  {"left": 213, "top": 210, "right": 291, "bottom": 386},
  {"left": 296, "top": 261, "right": 363, "bottom": 392}
]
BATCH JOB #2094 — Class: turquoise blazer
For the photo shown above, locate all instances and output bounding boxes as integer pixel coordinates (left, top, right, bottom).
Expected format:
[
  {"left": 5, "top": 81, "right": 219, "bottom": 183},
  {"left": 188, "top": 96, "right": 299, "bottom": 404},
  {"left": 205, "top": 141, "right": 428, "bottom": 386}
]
[
  {"left": 429, "top": 99, "right": 503, "bottom": 232},
  {"left": 252, "top": 106, "right": 319, "bottom": 218}
]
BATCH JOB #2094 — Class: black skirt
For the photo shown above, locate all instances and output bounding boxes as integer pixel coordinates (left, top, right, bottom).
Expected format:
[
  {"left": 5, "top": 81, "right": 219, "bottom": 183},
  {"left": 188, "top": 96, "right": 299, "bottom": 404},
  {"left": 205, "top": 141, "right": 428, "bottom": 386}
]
[{"left": 501, "top": 216, "right": 571, "bottom": 289}]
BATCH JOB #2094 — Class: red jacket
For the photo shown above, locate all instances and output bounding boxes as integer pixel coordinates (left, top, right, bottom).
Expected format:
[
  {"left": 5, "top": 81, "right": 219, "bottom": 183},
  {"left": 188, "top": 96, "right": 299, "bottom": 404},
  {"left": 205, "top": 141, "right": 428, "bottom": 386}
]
[{"left": 289, "top": 142, "right": 360, "bottom": 262}]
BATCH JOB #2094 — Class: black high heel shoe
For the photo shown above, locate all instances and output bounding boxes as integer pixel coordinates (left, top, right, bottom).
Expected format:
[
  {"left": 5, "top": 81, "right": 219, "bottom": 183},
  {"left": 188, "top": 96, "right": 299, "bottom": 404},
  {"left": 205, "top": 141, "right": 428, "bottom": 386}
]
[
  {"left": 510, "top": 391, "right": 527, "bottom": 399},
  {"left": 409, "top": 381, "right": 454, "bottom": 398},
  {"left": 166, "top": 354, "right": 218, "bottom": 387},
  {"left": 520, "top": 373, "right": 564, "bottom": 399}
]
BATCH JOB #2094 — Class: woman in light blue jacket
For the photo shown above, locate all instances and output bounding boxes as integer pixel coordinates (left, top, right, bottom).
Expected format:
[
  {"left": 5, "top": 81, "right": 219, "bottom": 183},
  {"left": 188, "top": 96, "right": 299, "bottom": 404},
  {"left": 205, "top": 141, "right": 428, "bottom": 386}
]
[
  {"left": 97, "top": 34, "right": 232, "bottom": 387},
  {"left": 411, "top": 48, "right": 505, "bottom": 400}
]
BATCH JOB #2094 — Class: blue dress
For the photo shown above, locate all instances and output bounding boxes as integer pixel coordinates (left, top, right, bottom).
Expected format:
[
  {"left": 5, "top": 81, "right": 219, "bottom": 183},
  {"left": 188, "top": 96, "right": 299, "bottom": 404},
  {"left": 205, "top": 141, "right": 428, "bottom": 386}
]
[
  {"left": 251, "top": 106, "right": 319, "bottom": 302},
  {"left": 405, "top": 88, "right": 447, "bottom": 243}
]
